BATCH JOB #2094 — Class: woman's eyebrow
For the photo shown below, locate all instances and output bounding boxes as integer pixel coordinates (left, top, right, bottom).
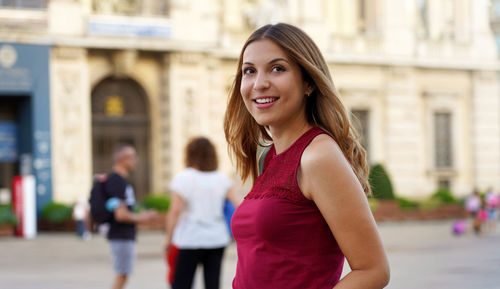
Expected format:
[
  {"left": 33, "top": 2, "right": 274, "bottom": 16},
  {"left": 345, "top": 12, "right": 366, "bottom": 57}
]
[
  {"left": 269, "top": 58, "right": 289, "bottom": 64},
  {"left": 243, "top": 58, "right": 289, "bottom": 66}
]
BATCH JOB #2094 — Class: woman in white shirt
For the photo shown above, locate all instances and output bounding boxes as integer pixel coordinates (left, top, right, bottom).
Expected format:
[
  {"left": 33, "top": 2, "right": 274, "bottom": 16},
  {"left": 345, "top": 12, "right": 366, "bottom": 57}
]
[{"left": 165, "top": 137, "right": 240, "bottom": 289}]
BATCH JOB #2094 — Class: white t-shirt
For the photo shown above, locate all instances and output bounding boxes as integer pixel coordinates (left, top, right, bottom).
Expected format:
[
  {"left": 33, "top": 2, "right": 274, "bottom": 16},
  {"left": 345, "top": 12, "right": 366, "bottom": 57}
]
[{"left": 170, "top": 168, "right": 232, "bottom": 249}]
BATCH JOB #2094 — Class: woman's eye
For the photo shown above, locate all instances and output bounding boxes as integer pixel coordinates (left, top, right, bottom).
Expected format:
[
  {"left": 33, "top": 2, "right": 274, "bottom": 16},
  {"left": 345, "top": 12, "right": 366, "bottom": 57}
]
[
  {"left": 243, "top": 67, "right": 255, "bottom": 75},
  {"left": 272, "top": 66, "right": 285, "bottom": 72}
]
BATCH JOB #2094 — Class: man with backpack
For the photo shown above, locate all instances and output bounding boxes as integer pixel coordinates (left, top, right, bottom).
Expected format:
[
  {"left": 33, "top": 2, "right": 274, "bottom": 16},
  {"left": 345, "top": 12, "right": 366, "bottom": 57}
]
[{"left": 92, "top": 144, "right": 158, "bottom": 289}]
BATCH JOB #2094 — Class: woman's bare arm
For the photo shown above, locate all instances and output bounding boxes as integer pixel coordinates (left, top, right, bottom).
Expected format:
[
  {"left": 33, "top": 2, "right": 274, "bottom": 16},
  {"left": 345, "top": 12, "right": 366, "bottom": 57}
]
[
  {"left": 165, "top": 192, "right": 185, "bottom": 251},
  {"left": 299, "top": 135, "right": 390, "bottom": 289}
]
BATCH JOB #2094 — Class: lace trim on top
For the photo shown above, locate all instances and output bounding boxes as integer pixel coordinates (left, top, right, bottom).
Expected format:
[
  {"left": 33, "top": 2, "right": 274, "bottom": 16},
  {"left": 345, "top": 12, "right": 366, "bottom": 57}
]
[
  {"left": 245, "top": 187, "right": 306, "bottom": 203},
  {"left": 245, "top": 127, "right": 325, "bottom": 204}
]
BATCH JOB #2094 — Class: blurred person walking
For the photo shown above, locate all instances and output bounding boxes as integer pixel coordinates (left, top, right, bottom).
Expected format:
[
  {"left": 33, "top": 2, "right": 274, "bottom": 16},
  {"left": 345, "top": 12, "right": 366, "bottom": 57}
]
[
  {"left": 105, "top": 144, "right": 158, "bottom": 289},
  {"left": 72, "top": 196, "right": 91, "bottom": 240},
  {"left": 466, "top": 188, "right": 482, "bottom": 234},
  {"left": 165, "top": 137, "right": 240, "bottom": 289},
  {"left": 224, "top": 23, "right": 389, "bottom": 288},
  {"left": 485, "top": 187, "right": 499, "bottom": 233}
]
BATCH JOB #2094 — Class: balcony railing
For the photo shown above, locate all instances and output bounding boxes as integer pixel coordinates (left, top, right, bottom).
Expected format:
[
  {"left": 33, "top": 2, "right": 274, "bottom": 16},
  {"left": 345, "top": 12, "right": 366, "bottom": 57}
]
[
  {"left": 0, "top": 6, "right": 47, "bottom": 32},
  {"left": 92, "top": 0, "right": 168, "bottom": 17}
]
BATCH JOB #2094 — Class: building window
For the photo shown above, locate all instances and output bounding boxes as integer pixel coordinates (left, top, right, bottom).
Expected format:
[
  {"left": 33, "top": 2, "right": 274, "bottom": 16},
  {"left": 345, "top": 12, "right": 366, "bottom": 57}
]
[
  {"left": 352, "top": 109, "right": 370, "bottom": 157},
  {"left": 357, "top": 0, "right": 378, "bottom": 34},
  {"left": 438, "top": 179, "right": 451, "bottom": 190},
  {"left": 493, "top": 0, "right": 500, "bottom": 16},
  {"left": 0, "top": 0, "right": 46, "bottom": 9},
  {"left": 358, "top": 0, "right": 366, "bottom": 33},
  {"left": 434, "top": 112, "right": 453, "bottom": 168},
  {"left": 417, "top": 0, "right": 429, "bottom": 37}
]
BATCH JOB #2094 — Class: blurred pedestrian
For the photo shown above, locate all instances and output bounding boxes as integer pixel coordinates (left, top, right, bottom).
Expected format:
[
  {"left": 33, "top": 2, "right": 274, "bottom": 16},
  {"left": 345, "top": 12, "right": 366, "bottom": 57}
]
[
  {"left": 106, "top": 144, "right": 158, "bottom": 289},
  {"left": 224, "top": 23, "right": 389, "bottom": 288},
  {"left": 72, "top": 196, "right": 91, "bottom": 240},
  {"left": 485, "top": 187, "right": 499, "bottom": 233},
  {"left": 466, "top": 188, "right": 482, "bottom": 234},
  {"left": 165, "top": 137, "right": 240, "bottom": 289}
]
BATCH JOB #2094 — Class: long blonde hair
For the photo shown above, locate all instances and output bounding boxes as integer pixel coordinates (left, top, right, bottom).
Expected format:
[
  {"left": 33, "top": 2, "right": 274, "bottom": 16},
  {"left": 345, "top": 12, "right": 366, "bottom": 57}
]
[{"left": 224, "top": 23, "right": 371, "bottom": 195}]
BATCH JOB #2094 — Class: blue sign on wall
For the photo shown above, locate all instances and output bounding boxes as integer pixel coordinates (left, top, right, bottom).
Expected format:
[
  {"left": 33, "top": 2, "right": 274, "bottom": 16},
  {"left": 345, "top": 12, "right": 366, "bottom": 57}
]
[
  {"left": 0, "top": 43, "right": 51, "bottom": 215},
  {"left": 0, "top": 121, "right": 17, "bottom": 162}
]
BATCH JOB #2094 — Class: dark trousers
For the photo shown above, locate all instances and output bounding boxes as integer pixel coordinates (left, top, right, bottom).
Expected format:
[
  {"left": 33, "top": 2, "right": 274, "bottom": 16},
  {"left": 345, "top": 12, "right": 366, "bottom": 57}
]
[{"left": 172, "top": 247, "right": 225, "bottom": 289}]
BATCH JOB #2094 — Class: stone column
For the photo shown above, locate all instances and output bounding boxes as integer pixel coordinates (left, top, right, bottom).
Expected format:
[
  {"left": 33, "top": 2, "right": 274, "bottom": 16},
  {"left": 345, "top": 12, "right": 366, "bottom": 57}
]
[
  {"left": 165, "top": 51, "right": 234, "bottom": 179},
  {"left": 383, "top": 67, "right": 423, "bottom": 197},
  {"left": 50, "top": 47, "right": 92, "bottom": 203},
  {"left": 487, "top": 0, "right": 500, "bottom": 191},
  {"left": 160, "top": 54, "right": 173, "bottom": 193},
  {"left": 166, "top": 52, "right": 206, "bottom": 177},
  {"left": 471, "top": 70, "right": 500, "bottom": 191}
]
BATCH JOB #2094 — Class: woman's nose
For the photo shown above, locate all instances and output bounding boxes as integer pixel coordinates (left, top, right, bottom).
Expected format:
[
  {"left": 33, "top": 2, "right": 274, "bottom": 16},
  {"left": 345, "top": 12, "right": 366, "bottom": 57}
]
[{"left": 253, "top": 73, "right": 270, "bottom": 91}]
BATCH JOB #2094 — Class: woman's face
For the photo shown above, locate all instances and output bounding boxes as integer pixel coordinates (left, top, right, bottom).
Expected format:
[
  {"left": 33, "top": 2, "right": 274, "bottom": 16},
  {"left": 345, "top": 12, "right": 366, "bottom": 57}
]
[{"left": 240, "top": 39, "right": 311, "bottom": 128}]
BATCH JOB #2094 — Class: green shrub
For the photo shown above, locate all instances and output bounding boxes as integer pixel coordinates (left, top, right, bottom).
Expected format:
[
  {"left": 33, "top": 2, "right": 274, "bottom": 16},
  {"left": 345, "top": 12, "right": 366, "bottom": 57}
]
[
  {"left": 0, "top": 204, "right": 18, "bottom": 226},
  {"left": 431, "top": 187, "right": 456, "bottom": 204},
  {"left": 396, "top": 197, "right": 419, "bottom": 210},
  {"left": 41, "top": 202, "right": 73, "bottom": 224},
  {"left": 367, "top": 197, "right": 379, "bottom": 212},
  {"left": 419, "top": 197, "right": 443, "bottom": 210},
  {"left": 141, "top": 194, "right": 171, "bottom": 212},
  {"left": 369, "top": 163, "right": 396, "bottom": 200}
]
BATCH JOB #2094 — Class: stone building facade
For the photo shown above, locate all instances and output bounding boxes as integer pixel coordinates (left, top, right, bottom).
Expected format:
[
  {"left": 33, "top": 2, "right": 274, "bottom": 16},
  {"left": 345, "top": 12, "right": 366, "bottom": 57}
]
[{"left": 0, "top": 0, "right": 499, "bottom": 209}]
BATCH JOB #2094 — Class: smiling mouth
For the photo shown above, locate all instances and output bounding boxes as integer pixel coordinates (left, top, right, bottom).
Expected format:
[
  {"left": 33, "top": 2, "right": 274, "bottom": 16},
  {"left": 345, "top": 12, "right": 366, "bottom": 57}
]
[{"left": 254, "top": 97, "right": 279, "bottom": 104}]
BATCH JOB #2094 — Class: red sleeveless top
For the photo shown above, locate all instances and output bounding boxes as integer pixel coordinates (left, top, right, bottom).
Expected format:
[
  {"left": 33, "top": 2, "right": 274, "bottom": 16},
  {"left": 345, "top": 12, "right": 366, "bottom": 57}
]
[{"left": 231, "top": 127, "right": 345, "bottom": 289}]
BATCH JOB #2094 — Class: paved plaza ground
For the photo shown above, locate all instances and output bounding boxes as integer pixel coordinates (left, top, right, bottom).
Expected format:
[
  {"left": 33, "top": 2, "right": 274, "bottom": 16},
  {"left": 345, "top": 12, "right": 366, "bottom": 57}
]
[{"left": 0, "top": 220, "right": 498, "bottom": 289}]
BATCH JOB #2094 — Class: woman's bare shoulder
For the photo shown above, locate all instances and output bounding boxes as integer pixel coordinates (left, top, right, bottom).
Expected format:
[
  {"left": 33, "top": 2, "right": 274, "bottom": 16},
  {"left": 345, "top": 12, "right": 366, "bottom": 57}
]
[{"left": 301, "top": 134, "right": 347, "bottom": 171}]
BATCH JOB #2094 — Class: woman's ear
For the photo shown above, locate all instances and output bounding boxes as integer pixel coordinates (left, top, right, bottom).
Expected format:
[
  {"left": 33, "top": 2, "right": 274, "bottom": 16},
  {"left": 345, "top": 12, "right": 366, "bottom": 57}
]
[{"left": 304, "top": 82, "right": 314, "bottom": 97}]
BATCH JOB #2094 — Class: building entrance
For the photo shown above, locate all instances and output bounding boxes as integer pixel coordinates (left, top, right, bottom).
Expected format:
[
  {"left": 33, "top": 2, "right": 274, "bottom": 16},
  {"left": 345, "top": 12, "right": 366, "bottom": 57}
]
[
  {"left": 91, "top": 77, "right": 150, "bottom": 200},
  {"left": 0, "top": 96, "right": 31, "bottom": 201}
]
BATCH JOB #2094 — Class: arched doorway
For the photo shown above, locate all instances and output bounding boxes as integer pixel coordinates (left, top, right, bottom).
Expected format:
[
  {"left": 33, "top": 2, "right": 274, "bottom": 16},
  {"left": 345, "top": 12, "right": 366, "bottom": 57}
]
[{"left": 91, "top": 77, "right": 150, "bottom": 200}]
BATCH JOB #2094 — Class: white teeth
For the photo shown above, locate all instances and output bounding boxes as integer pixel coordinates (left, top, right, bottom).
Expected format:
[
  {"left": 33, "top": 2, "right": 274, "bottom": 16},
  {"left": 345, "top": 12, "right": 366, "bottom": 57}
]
[{"left": 255, "top": 98, "right": 277, "bottom": 104}]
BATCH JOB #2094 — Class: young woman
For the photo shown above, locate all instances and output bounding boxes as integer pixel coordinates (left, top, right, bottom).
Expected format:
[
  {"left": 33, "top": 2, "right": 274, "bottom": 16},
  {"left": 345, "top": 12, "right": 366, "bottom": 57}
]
[
  {"left": 224, "top": 23, "right": 390, "bottom": 288},
  {"left": 165, "top": 137, "right": 240, "bottom": 289}
]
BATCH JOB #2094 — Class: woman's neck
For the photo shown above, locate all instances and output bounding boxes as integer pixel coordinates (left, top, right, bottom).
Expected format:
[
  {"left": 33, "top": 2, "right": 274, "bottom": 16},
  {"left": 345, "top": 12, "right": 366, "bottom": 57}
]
[{"left": 269, "top": 120, "right": 313, "bottom": 154}]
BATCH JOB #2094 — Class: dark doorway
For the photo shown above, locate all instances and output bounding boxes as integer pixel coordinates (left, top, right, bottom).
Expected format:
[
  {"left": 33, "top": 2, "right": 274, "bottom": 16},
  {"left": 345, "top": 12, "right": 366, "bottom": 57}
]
[
  {"left": 0, "top": 96, "right": 30, "bottom": 196},
  {"left": 91, "top": 77, "right": 150, "bottom": 200}
]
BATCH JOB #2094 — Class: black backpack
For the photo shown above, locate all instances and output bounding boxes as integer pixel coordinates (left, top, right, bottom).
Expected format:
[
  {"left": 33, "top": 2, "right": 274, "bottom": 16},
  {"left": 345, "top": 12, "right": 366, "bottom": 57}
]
[{"left": 89, "top": 174, "right": 112, "bottom": 224}]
